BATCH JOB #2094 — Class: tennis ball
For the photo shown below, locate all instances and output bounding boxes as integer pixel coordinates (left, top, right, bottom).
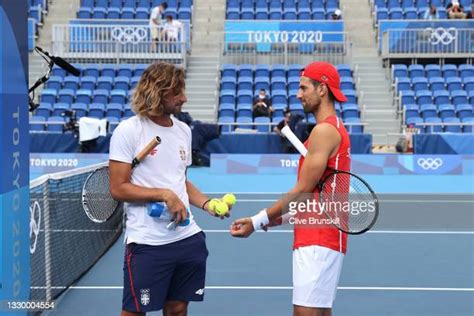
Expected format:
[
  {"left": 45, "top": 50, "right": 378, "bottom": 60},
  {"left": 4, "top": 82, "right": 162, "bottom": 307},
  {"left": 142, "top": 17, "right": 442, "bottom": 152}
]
[
  {"left": 208, "top": 199, "right": 219, "bottom": 211},
  {"left": 222, "top": 193, "right": 237, "bottom": 206},
  {"left": 214, "top": 201, "right": 229, "bottom": 216}
]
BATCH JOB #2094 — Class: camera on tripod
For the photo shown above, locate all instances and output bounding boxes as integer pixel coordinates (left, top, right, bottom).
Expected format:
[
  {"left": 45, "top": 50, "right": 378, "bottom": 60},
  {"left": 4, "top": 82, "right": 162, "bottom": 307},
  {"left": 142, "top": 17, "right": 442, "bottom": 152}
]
[{"left": 61, "top": 109, "right": 79, "bottom": 136}]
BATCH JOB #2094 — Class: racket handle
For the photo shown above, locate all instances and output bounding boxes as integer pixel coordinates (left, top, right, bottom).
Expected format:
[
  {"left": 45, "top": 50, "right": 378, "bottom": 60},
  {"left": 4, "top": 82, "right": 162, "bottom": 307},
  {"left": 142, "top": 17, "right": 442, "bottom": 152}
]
[{"left": 132, "top": 136, "right": 162, "bottom": 168}]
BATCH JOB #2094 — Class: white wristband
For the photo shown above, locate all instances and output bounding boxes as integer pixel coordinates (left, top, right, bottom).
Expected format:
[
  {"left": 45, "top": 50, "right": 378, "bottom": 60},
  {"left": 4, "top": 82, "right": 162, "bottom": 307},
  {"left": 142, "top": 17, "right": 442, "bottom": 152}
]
[{"left": 251, "top": 209, "right": 270, "bottom": 231}]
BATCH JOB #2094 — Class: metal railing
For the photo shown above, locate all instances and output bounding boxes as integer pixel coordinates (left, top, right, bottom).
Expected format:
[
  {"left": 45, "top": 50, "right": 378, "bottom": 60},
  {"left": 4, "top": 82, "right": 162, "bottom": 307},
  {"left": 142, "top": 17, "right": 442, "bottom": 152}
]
[
  {"left": 219, "top": 32, "right": 351, "bottom": 66},
  {"left": 381, "top": 28, "right": 474, "bottom": 60},
  {"left": 217, "top": 122, "right": 367, "bottom": 134},
  {"left": 52, "top": 24, "right": 187, "bottom": 65}
]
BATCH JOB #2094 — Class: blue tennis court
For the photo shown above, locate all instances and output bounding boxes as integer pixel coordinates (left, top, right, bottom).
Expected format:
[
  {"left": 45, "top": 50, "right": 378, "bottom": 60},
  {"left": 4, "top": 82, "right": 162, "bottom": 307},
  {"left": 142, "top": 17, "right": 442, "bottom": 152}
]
[{"left": 41, "top": 169, "right": 474, "bottom": 316}]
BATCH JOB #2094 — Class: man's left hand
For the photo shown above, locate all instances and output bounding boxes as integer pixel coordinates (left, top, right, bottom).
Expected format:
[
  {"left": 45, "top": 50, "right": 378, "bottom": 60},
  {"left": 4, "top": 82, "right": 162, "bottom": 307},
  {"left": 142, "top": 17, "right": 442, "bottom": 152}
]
[{"left": 230, "top": 218, "right": 254, "bottom": 238}]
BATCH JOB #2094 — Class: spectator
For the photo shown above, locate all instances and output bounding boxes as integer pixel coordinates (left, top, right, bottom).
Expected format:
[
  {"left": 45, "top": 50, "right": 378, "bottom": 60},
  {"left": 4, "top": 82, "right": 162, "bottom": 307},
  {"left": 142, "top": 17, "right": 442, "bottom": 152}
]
[
  {"left": 252, "top": 89, "right": 273, "bottom": 118},
  {"left": 274, "top": 109, "right": 297, "bottom": 153},
  {"left": 161, "top": 15, "right": 183, "bottom": 42},
  {"left": 446, "top": 0, "right": 467, "bottom": 19},
  {"left": 424, "top": 5, "right": 439, "bottom": 20},
  {"left": 149, "top": 2, "right": 167, "bottom": 50},
  {"left": 331, "top": 9, "right": 342, "bottom": 20},
  {"left": 467, "top": 4, "right": 474, "bottom": 18}
]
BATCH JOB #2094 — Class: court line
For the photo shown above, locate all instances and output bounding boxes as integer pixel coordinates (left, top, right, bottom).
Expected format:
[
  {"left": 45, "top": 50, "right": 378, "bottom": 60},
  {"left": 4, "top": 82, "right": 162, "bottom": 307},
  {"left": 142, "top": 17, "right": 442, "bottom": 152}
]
[
  {"left": 203, "top": 230, "right": 474, "bottom": 235},
  {"left": 30, "top": 286, "right": 474, "bottom": 292}
]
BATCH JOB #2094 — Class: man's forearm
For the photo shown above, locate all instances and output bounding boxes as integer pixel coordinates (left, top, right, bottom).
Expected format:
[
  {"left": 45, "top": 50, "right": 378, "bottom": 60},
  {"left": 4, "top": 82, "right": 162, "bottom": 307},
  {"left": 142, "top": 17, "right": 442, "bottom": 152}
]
[
  {"left": 186, "top": 180, "right": 209, "bottom": 209},
  {"left": 111, "top": 182, "right": 170, "bottom": 204}
]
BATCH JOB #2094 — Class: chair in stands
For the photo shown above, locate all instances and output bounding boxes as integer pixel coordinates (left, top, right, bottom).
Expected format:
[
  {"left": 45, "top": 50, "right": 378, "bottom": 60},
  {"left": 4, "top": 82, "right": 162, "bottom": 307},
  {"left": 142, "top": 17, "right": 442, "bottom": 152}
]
[
  {"left": 456, "top": 104, "right": 473, "bottom": 119},
  {"left": 236, "top": 116, "right": 253, "bottom": 130},
  {"left": 424, "top": 117, "right": 442, "bottom": 133},
  {"left": 254, "top": 116, "right": 271, "bottom": 132},
  {"left": 219, "top": 103, "right": 235, "bottom": 118},
  {"left": 462, "top": 117, "right": 474, "bottom": 133},
  {"left": 443, "top": 117, "right": 462, "bottom": 133},
  {"left": 46, "top": 116, "right": 65, "bottom": 132},
  {"left": 30, "top": 116, "right": 46, "bottom": 132},
  {"left": 344, "top": 117, "right": 363, "bottom": 133},
  {"left": 403, "top": 104, "right": 419, "bottom": 121},
  {"left": 52, "top": 103, "right": 70, "bottom": 117},
  {"left": 420, "top": 103, "right": 437, "bottom": 119},
  {"left": 89, "top": 103, "right": 106, "bottom": 119},
  {"left": 437, "top": 104, "right": 456, "bottom": 119},
  {"left": 71, "top": 103, "right": 88, "bottom": 118},
  {"left": 218, "top": 116, "right": 234, "bottom": 132}
]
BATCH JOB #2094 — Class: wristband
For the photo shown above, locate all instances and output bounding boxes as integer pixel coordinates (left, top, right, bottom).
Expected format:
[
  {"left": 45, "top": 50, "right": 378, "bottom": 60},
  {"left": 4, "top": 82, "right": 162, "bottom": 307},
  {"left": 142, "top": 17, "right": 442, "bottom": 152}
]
[
  {"left": 250, "top": 209, "right": 270, "bottom": 231},
  {"left": 201, "top": 199, "right": 211, "bottom": 210}
]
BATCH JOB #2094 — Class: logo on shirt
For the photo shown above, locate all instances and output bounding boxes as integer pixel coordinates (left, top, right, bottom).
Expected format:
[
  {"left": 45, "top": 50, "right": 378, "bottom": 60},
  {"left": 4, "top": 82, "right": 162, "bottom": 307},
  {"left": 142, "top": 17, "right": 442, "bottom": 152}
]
[
  {"left": 140, "top": 288, "right": 150, "bottom": 305},
  {"left": 179, "top": 147, "right": 187, "bottom": 162},
  {"left": 195, "top": 288, "right": 205, "bottom": 296}
]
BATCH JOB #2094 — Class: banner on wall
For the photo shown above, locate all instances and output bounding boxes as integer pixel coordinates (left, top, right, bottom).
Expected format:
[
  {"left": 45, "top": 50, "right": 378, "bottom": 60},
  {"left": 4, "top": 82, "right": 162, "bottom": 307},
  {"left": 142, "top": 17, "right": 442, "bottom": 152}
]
[
  {"left": 224, "top": 21, "right": 344, "bottom": 52},
  {"left": 211, "top": 154, "right": 474, "bottom": 175},
  {"left": 378, "top": 20, "right": 474, "bottom": 53}
]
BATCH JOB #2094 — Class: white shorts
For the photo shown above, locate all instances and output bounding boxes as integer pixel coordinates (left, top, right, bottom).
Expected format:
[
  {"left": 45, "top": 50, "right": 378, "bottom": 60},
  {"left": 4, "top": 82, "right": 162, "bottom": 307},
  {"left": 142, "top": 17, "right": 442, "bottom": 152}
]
[
  {"left": 150, "top": 26, "right": 159, "bottom": 40},
  {"left": 292, "top": 245, "right": 344, "bottom": 308}
]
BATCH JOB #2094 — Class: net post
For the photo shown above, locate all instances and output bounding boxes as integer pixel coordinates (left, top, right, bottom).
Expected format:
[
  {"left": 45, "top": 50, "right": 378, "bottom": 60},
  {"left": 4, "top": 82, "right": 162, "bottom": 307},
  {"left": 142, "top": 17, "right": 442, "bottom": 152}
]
[{"left": 43, "top": 183, "right": 52, "bottom": 302}]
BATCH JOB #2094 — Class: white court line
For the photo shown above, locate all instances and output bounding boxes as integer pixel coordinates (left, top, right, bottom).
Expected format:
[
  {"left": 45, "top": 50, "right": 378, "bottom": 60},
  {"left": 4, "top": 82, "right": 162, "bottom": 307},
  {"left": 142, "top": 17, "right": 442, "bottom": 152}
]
[
  {"left": 203, "top": 230, "right": 474, "bottom": 235},
  {"left": 30, "top": 286, "right": 474, "bottom": 292}
]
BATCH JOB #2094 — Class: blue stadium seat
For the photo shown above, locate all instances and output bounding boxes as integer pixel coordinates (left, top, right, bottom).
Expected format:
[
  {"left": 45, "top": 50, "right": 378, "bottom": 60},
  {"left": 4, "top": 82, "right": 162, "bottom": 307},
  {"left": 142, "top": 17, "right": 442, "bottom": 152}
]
[
  {"left": 237, "top": 90, "right": 253, "bottom": 105},
  {"left": 52, "top": 103, "right": 70, "bottom": 117},
  {"left": 425, "top": 64, "right": 441, "bottom": 78},
  {"left": 255, "top": 65, "right": 270, "bottom": 78},
  {"left": 400, "top": 90, "right": 415, "bottom": 105},
  {"left": 107, "top": 116, "right": 120, "bottom": 133},
  {"left": 222, "top": 65, "right": 238, "bottom": 79},
  {"left": 218, "top": 116, "right": 234, "bottom": 133},
  {"left": 106, "top": 103, "right": 123, "bottom": 118},
  {"left": 470, "top": 91, "right": 474, "bottom": 106},
  {"left": 80, "top": 76, "right": 97, "bottom": 90},
  {"left": 88, "top": 103, "right": 106, "bottom": 118},
  {"left": 102, "top": 65, "right": 116, "bottom": 78},
  {"left": 433, "top": 90, "right": 450, "bottom": 105},
  {"left": 114, "top": 77, "right": 130, "bottom": 91},
  {"left": 403, "top": 104, "right": 419, "bottom": 121},
  {"left": 289, "top": 103, "right": 304, "bottom": 117},
  {"left": 236, "top": 104, "right": 252, "bottom": 119},
  {"left": 409, "top": 64, "right": 424, "bottom": 78},
  {"left": 221, "top": 77, "right": 237, "bottom": 91},
  {"left": 438, "top": 104, "right": 455, "bottom": 119},
  {"left": 390, "top": 8, "right": 404, "bottom": 19},
  {"left": 429, "top": 77, "right": 445, "bottom": 92},
  {"left": 117, "top": 65, "right": 134, "bottom": 78},
  {"left": 131, "top": 76, "right": 141, "bottom": 89},
  {"left": 92, "top": 89, "right": 109, "bottom": 104},
  {"left": 416, "top": 0, "right": 428, "bottom": 8},
  {"left": 110, "top": 90, "right": 127, "bottom": 105},
  {"left": 412, "top": 77, "right": 429, "bottom": 92},
  {"left": 75, "top": 89, "right": 92, "bottom": 105},
  {"left": 123, "top": 104, "right": 134, "bottom": 117},
  {"left": 420, "top": 103, "right": 437, "bottom": 119},
  {"left": 298, "top": 11, "right": 312, "bottom": 19},
  {"left": 343, "top": 89, "right": 357, "bottom": 104},
  {"left": 344, "top": 117, "right": 363, "bottom": 133},
  {"left": 312, "top": 8, "right": 326, "bottom": 19},
  {"left": 52, "top": 67, "right": 66, "bottom": 78},
  {"left": 461, "top": 116, "right": 474, "bottom": 133},
  {"left": 123, "top": 0, "right": 136, "bottom": 9},
  {"left": 95, "top": 0, "right": 108, "bottom": 9},
  {"left": 335, "top": 103, "right": 342, "bottom": 117},
  {"left": 63, "top": 76, "right": 80, "bottom": 91},
  {"left": 444, "top": 117, "right": 462, "bottom": 133},
  {"left": 58, "top": 89, "right": 75, "bottom": 104},
  {"left": 241, "top": 12, "right": 254, "bottom": 19},
  {"left": 459, "top": 64, "right": 474, "bottom": 80},
  {"left": 451, "top": 90, "right": 468, "bottom": 105},
  {"left": 288, "top": 64, "right": 303, "bottom": 78},
  {"left": 35, "top": 103, "right": 52, "bottom": 118},
  {"left": 455, "top": 104, "right": 473, "bottom": 119},
  {"left": 97, "top": 77, "right": 114, "bottom": 91},
  {"left": 442, "top": 64, "right": 458, "bottom": 78},
  {"left": 272, "top": 95, "right": 288, "bottom": 109},
  {"left": 238, "top": 77, "right": 253, "bottom": 91},
  {"left": 256, "top": 11, "right": 269, "bottom": 20},
  {"left": 416, "top": 90, "right": 432, "bottom": 105},
  {"left": 404, "top": 7, "right": 417, "bottom": 18},
  {"left": 220, "top": 90, "right": 236, "bottom": 105},
  {"left": 227, "top": 11, "right": 240, "bottom": 19},
  {"left": 283, "top": 11, "right": 297, "bottom": 19},
  {"left": 424, "top": 117, "right": 442, "bottom": 133},
  {"left": 46, "top": 116, "right": 65, "bottom": 132},
  {"left": 376, "top": 7, "right": 389, "bottom": 20},
  {"left": 396, "top": 77, "right": 411, "bottom": 93},
  {"left": 271, "top": 78, "right": 286, "bottom": 91},
  {"left": 239, "top": 64, "right": 254, "bottom": 79},
  {"left": 446, "top": 77, "right": 463, "bottom": 93},
  {"left": 107, "top": 7, "right": 121, "bottom": 19},
  {"left": 219, "top": 103, "right": 235, "bottom": 118},
  {"left": 46, "top": 76, "right": 63, "bottom": 91},
  {"left": 137, "top": 0, "right": 151, "bottom": 9},
  {"left": 71, "top": 103, "right": 88, "bottom": 118},
  {"left": 178, "top": 8, "right": 192, "bottom": 20},
  {"left": 134, "top": 64, "right": 147, "bottom": 77},
  {"left": 342, "top": 103, "right": 359, "bottom": 119},
  {"left": 78, "top": 7, "right": 92, "bottom": 19},
  {"left": 121, "top": 8, "right": 135, "bottom": 19},
  {"left": 401, "top": 0, "right": 413, "bottom": 8},
  {"left": 340, "top": 77, "right": 354, "bottom": 90},
  {"left": 30, "top": 116, "right": 46, "bottom": 132},
  {"left": 82, "top": 0, "right": 94, "bottom": 8},
  {"left": 83, "top": 66, "right": 100, "bottom": 78},
  {"left": 92, "top": 8, "right": 107, "bottom": 19},
  {"left": 254, "top": 116, "right": 271, "bottom": 132},
  {"left": 110, "top": 0, "right": 122, "bottom": 8},
  {"left": 406, "top": 116, "right": 423, "bottom": 129},
  {"left": 387, "top": 0, "right": 400, "bottom": 8},
  {"left": 136, "top": 8, "right": 150, "bottom": 19},
  {"left": 393, "top": 64, "right": 408, "bottom": 78},
  {"left": 374, "top": 0, "right": 386, "bottom": 8},
  {"left": 464, "top": 78, "right": 474, "bottom": 93}
]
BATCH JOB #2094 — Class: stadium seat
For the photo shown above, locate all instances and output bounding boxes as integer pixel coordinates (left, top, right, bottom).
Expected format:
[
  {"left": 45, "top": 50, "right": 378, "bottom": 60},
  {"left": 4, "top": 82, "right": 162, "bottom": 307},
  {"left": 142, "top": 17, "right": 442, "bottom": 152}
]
[
  {"left": 433, "top": 90, "right": 450, "bottom": 106},
  {"left": 106, "top": 103, "right": 123, "bottom": 118},
  {"left": 344, "top": 117, "right": 363, "bottom": 133},
  {"left": 78, "top": 7, "right": 92, "bottom": 19},
  {"left": 221, "top": 77, "right": 237, "bottom": 91},
  {"left": 110, "top": 90, "right": 127, "bottom": 104},
  {"left": 396, "top": 77, "right": 411, "bottom": 93},
  {"left": 218, "top": 116, "right": 234, "bottom": 132},
  {"left": 107, "top": 7, "right": 121, "bottom": 19},
  {"left": 71, "top": 103, "right": 88, "bottom": 118},
  {"left": 420, "top": 103, "right": 437, "bottom": 119},
  {"left": 409, "top": 64, "right": 424, "bottom": 78},
  {"left": 236, "top": 116, "right": 253, "bottom": 130},
  {"left": 416, "top": 90, "right": 432, "bottom": 105},
  {"left": 219, "top": 103, "right": 235, "bottom": 118},
  {"left": 35, "top": 103, "right": 52, "bottom": 118},
  {"left": 30, "top": 116, "right": 46, "bottom": 132},
  {"left": 451, "top": 90, "right": 468, "bottom": 105},
  {"left": 75, "top": 89, "right": 92, "bottom": 105},
  {"left": 459, "top": 64, "right": 474, "bottom": 80},
  {"left": 342, "top": 103, "right": 360, "bottom": 119},
  {"left": 46, "top": 116, "right": 65, "bottom": 132},
  {"left": 114, "top": 77, "right": 130, "bottom": 91},
  {"left": 238, "top": 77, "right": 254, "bottom": 91},
  {"left": 412, "top": 77, "right": 429, "bottom": 92},
  {"left": 424, "top": 117, "right": 442, "bottom": 133},
  {"left": 406, "top": 116, "right": 423, "bottom": 129},
  {"left": 83, "top": 66, "right": 100, "bottom": 78},
  {"left": 97, "top": 77, "right": 114, "bottom": 90},
  {"left": 52, "top": 103, "right": 70, "bottom": 117},
  {"left": 403, "top": 104, "right": 419, "bottom": 121},
  {"left": 58, "top": 89, "right": 75, "bottom": 104},
  {"left": 92, "top": 90, "right": 110, "bottom": 104},
  {"left": 438, "top": 104, "right": 456, "bottom": 119},
  {"left": 88, "top": 103, "right": 106, "bottom": 118},
  {"left": 442, "top": 64, "right": 458, "bottom": 78},
  {"left": 393, "top": 64, "right": 408, "bottom": 78},
  {"left": 462, "top": 117, "right": 474, "bottom": 133},
  {"left": 425, "top": 64, "right": 441, "bottom": 78},
  {"left": 464, "top": 78, "right": 474, "bottom": 93},
  {"left": 92, "top": 8, "right": 107, "bottom": 19},
  {"left": 456, "top": 104, "right": 473, "bottom": 119},
  {"left": 446, "top": 77, "right": 463, "bottom": 93},
  {"left": 429, "top": 77, "right": 445, "bottom": 92},
  {"left": 239, "top": 64, "right": 254, "bottom": 79},
  {"left": 444, "top": 117, "right": 462, "bottom": 133},
  {"left": 254, "top": 116, "right": 271, "bottom": 132}
]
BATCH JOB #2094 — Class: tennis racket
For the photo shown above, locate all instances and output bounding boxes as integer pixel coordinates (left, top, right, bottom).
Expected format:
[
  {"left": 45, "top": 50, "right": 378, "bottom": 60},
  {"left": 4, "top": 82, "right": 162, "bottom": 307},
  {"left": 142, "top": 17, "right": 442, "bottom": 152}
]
[
  {"left": 82, "top": 136, "right": 161, "bottom": 223},
  {"left": 281, "top": 126, "right": 379, "bottom": 234}
]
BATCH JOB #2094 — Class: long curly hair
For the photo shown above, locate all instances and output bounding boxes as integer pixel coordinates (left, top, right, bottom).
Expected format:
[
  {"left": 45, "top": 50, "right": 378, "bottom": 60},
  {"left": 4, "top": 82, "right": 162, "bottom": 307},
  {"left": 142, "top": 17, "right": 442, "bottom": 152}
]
[{"left": 132, "top": 62, "right": 185, "bottom": 117}]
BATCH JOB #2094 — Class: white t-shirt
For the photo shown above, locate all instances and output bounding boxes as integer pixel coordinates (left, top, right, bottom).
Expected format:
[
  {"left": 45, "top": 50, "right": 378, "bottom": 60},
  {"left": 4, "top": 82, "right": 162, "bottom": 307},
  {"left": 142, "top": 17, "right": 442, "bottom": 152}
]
[
  {"left": 109, "top": 115, "right": 201, "bottom": 246},
  {"left": 149, "top": 6, "right": 163, "bottom": 27},
  {"left": 164, "top": 20, "right": 182, "bottom": 40}
]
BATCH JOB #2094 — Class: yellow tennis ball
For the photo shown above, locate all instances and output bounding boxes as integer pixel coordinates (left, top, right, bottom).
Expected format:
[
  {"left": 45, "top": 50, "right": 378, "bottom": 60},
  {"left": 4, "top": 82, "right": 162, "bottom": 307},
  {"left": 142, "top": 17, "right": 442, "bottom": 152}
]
[
  {"left": 208, "top": 199, "right": 219, "bottom": 211},
  {"left": 222, "top": 193, "right": 237, "bottom": 206},
  {"left": 214, "top": 201, "right": 229, "bottom": 216}
]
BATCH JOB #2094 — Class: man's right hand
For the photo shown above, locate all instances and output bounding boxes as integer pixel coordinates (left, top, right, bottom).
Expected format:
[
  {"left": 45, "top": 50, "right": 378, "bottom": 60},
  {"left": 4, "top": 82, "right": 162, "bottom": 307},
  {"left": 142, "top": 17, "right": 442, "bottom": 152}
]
[{"left": 163, "top": 190, "right": 188, "bottom": 223}]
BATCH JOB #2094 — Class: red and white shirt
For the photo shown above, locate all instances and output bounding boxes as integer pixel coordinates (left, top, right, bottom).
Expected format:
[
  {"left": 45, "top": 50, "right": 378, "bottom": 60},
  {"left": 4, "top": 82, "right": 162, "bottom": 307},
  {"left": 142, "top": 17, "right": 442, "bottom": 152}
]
[{"left": 293, "top": 115, "right": 351, "bottom": 254}]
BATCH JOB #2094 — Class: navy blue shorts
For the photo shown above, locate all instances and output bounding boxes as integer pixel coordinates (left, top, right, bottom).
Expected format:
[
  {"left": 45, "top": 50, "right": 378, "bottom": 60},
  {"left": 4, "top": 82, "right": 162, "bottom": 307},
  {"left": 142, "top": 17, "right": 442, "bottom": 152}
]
[{"left": 122, "top": 232, "right": 208, "bottom": 313}]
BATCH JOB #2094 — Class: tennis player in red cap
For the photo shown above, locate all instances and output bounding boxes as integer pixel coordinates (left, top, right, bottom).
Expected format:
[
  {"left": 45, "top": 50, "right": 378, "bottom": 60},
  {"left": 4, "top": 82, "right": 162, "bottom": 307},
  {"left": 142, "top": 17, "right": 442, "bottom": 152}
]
[{"left": 230, "top": 62, "right": 351, "bottom": 316}]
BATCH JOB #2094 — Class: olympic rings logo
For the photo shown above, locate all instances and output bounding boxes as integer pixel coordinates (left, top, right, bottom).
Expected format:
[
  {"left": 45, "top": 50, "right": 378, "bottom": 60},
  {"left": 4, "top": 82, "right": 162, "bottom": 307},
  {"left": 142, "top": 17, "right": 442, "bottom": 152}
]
[
  {"left": 30, "top": 200, "right": 42, "bottom": 254},
  {"left": 417, "top": 158, "right": 443, "bottom": 170},
  {"left": 426, "top": 27, "right": 457, "bottom": 45},
  {"left": 111, "top": 27, "right": 148, "bottom": 44}
]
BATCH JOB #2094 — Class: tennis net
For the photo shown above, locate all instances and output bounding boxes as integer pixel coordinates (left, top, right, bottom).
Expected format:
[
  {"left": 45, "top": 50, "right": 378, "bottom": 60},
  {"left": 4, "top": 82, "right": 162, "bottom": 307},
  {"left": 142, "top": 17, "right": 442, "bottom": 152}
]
[{"left": 29, "top": 162, "right": 123, "bottom": 302}]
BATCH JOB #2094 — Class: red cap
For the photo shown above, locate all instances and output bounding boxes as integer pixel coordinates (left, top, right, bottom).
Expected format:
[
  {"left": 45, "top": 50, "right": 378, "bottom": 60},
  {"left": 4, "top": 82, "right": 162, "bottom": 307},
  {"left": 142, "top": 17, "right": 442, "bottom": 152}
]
[{"left": 300, "top": 62, "right": 347, "bottom": 102}]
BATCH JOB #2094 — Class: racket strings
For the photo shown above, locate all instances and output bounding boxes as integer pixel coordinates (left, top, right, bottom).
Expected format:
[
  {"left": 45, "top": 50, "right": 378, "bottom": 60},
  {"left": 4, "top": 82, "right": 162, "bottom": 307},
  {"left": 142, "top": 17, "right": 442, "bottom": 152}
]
[
  {"left": 83, "top": 167, "right": 118, "bottom": 222},
  {"left": 320, "top": 172, "right": 378, "bottom": 234}
]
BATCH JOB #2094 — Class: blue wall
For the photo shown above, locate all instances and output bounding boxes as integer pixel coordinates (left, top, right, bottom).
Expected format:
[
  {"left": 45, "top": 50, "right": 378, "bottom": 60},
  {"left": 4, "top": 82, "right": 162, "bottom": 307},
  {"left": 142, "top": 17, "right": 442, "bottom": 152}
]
[{"left": 0, "top": 0, "right": 30, "bottom": 311}]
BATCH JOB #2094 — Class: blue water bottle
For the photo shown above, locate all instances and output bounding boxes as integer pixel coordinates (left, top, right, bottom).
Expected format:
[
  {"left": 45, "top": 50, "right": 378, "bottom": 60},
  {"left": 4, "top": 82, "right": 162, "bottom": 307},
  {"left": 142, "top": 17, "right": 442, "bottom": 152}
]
[{"left": 147, "top": 202, "right": 190, "bottom": 229}]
